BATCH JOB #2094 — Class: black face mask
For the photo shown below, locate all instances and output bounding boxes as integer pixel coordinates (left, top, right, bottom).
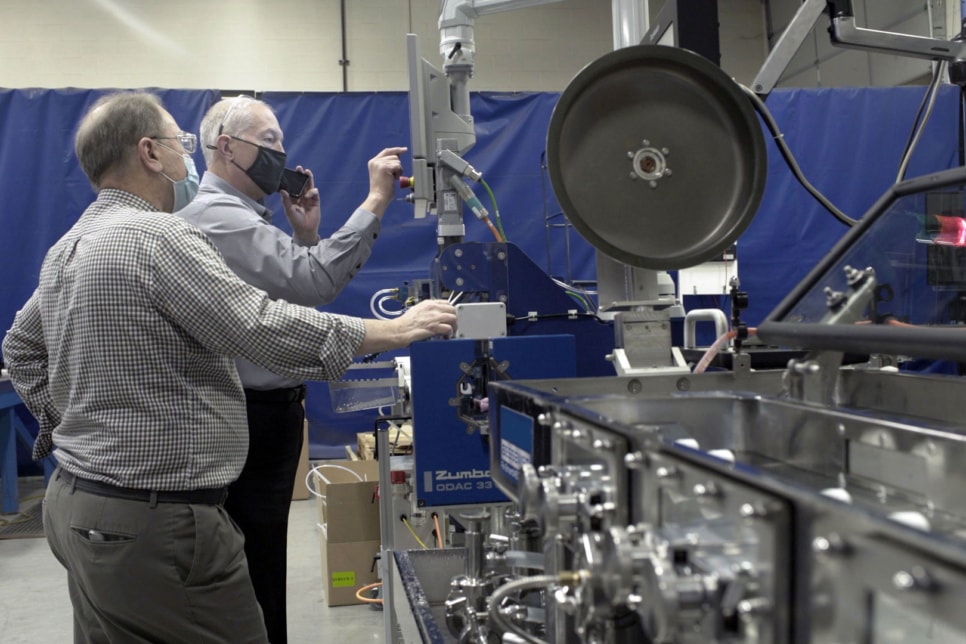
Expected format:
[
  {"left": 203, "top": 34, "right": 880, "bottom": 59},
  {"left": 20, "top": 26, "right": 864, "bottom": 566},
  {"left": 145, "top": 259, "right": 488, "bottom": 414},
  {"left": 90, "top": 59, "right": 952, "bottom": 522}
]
[{"left": 230, "top": 136, "right": 287, "bottom": 195}]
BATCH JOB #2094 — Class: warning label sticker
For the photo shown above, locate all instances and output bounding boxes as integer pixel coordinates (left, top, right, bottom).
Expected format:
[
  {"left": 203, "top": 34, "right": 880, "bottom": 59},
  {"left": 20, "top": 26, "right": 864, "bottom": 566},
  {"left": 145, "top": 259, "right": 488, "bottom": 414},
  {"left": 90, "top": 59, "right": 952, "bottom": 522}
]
[{"left": 331, "top": 571, "right": 356, "bottom": 588}]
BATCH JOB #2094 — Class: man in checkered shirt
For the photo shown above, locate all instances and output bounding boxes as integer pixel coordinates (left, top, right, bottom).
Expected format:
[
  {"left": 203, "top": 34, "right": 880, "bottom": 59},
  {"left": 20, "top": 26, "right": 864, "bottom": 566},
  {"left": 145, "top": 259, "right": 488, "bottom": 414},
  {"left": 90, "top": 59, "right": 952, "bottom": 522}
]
[{"left": 1, "top": 91, "right": 455, "bottom": 644}]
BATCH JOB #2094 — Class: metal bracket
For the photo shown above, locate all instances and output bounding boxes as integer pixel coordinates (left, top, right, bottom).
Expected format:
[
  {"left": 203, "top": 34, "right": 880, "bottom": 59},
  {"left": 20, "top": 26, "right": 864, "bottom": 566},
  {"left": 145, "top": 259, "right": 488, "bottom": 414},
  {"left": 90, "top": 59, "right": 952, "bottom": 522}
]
[{"left": 753, "top": 0, "right": 966, "bottom": 97}]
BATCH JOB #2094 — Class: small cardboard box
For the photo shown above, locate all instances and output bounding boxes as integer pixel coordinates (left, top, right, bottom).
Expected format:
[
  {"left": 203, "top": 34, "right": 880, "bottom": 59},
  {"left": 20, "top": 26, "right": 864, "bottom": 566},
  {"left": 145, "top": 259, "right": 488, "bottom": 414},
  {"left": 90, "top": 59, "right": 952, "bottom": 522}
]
[
  {"left": 313, "top": 460, "right": 381, "bottom": 606},
  {"left": 318, "top": 539, "right": 382, "bottom": 606}
]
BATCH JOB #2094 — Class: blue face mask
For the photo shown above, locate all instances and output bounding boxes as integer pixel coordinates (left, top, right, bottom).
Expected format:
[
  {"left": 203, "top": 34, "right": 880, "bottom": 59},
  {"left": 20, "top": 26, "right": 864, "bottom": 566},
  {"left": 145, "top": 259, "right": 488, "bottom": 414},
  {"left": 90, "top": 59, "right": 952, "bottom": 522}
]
[{"left": 162, "top": 154, "right": 200, "bottom": 212}]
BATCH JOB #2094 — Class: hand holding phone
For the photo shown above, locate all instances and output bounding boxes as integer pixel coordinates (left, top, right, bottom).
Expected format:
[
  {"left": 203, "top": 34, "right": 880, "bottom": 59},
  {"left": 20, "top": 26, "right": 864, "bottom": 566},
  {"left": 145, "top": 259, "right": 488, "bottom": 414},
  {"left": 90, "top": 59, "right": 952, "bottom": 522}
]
[{"left": 279, "top": 168, "right": 310, "bottom": 199}]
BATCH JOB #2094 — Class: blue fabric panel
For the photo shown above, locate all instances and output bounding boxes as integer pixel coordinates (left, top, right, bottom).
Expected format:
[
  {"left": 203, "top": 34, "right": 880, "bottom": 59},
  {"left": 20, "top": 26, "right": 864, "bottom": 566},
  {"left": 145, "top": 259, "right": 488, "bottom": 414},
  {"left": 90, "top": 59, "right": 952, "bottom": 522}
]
[
  {"left": 0, "top": 88, "right": 219, "bottom": 472},
  {"left": 1, "top": 86, "right": 962, "bottom": 459},
  {"left": 0, "top": 88, "right": 219, "bottom": 332},
  {"left": 739, "top": 85, "right": 960, "bottom": 325}
]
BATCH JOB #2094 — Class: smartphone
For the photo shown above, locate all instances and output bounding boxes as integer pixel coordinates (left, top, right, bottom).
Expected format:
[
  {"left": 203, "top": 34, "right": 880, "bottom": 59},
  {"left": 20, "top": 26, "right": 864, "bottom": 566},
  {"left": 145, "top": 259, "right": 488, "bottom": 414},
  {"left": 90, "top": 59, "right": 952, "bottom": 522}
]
[{"left": 279, "top": 168, "right": 310, "bottom": 199}]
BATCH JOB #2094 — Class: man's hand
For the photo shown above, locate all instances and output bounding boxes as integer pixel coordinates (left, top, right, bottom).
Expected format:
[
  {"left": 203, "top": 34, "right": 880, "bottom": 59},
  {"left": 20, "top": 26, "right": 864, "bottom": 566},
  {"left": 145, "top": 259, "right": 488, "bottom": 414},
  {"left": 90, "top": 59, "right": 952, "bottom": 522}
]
[
  {"left": 357, "top": 299, "right": 456, "bottom": 355},
  {"left": 281, "top": 166, "right": 321, "bottom": 245},
  {"left": 361, "top": 147, "right": 407, "bottom": 217},
  {"left": 394, "top": 298, "right": 456, "bottom": 343}
]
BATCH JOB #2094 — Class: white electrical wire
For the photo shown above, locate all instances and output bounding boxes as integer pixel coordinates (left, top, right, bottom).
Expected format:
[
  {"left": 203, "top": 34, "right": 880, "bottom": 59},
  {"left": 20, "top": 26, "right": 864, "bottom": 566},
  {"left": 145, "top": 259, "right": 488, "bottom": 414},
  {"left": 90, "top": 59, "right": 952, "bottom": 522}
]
[
  {"left": 369, "top": 288, "right": 399, "bottom": 320},
  {"left": 305, "top": 462, "right": 367, "bottom": 498},
  {"left": 377, "top": 296, "right": 405, "bottom": 318},
  {"left": 551, "top": 278, "right": 596, "bottom": 297},
  {"left": 551, "top": 278, "right": 597, "bottom": 312}
]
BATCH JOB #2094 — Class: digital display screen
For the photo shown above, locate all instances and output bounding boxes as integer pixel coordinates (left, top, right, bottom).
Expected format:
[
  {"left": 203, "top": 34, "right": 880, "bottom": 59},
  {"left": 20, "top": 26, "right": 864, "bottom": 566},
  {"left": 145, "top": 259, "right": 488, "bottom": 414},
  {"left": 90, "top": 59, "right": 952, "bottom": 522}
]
[{"left": 498, "top": 406, "right": 534, "bottom": 485}]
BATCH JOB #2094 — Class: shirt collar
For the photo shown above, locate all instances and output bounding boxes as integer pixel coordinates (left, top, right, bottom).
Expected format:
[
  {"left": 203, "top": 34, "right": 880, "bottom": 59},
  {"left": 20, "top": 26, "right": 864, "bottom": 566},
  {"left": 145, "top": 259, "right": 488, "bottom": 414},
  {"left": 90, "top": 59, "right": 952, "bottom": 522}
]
[
  {"left": 96, "top": 188, "right": 159, "bottom": 212},
  {"left": 200, "top": 171, "right": 273, "bottom": 222}
]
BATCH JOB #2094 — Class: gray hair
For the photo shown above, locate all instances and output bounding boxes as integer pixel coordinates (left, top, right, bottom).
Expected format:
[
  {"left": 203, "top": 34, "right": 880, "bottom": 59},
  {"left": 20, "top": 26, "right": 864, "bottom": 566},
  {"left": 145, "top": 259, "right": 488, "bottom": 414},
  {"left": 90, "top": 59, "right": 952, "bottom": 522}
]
[
  {"left": 200, "top": 95, "right": 272, "bottom": 167},
  {"left": 74, "top": 92, "right": 167, "bottom": 187}
]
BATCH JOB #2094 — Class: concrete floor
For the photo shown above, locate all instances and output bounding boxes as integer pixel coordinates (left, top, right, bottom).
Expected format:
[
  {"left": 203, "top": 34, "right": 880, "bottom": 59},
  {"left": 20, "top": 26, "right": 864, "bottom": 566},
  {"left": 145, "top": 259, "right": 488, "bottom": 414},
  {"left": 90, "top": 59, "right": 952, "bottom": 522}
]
[{"left": 0, "top": 486, "right": 386, "bottom": 643}]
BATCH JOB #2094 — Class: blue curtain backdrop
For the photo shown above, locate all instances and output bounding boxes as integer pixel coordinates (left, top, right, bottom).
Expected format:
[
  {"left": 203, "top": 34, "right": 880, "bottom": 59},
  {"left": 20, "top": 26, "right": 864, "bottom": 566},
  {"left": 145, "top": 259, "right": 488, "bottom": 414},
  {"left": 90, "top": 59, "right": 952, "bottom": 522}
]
[{"left": 0, "top": 85, "right": 960, "bottom": 459}]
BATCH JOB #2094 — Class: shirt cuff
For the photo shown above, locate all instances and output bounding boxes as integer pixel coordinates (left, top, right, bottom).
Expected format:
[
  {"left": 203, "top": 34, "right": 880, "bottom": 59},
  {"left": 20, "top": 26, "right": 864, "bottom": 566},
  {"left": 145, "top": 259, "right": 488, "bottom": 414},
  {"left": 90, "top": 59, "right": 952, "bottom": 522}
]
[{"left": 341, "top": 315, "right": 367, "bottom": 350}]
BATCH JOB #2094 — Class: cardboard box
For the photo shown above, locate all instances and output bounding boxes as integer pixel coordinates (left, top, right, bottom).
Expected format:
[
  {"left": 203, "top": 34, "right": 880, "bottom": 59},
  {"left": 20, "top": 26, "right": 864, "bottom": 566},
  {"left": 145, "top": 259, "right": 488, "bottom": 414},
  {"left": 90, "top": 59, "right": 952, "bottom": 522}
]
[
  {"left": 312, "top": 460, "right": 381, "bottom": 606},
  {"left": 318, "top": 539, "right": 382, "bottom": 607}
]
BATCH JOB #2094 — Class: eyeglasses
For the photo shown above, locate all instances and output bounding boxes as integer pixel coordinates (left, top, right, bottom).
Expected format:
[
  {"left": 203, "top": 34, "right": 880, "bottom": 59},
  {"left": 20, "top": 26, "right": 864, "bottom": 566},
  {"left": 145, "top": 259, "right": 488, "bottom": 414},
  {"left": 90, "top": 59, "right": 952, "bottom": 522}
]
[{"left": 151, "top": 131, "right": 197, "bottom": 154}]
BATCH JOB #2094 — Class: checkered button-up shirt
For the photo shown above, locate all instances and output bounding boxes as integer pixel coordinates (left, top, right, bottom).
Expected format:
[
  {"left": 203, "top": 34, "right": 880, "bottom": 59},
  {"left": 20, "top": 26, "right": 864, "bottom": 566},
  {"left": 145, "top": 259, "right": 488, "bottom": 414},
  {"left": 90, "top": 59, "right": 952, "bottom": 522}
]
[{"left": 2, "top": 189, "right": 365, "bottom": 490}]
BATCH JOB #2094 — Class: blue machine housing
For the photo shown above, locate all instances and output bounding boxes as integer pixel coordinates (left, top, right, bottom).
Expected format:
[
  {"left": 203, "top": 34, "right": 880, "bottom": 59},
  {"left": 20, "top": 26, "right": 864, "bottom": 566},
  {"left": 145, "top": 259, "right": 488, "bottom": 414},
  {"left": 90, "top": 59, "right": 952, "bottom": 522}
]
[
  {"left": 433, "top": 241, "right": 614, "bottom": 377},
  {"left": 410, "top": 335, "right": 576, "bottom": 507},
  {"left": 408, "top": 240, "right": 610, "bottom": 507}
]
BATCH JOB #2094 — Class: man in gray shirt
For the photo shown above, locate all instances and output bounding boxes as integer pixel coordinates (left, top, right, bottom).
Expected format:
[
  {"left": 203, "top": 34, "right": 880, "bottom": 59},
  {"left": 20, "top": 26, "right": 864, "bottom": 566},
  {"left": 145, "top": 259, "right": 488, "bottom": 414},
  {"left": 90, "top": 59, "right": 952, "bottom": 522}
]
[
  {"left": 2, "top": 91, "right": 454, "bottom": 643},
  {"left": 177, "top": 95, "right": 405, "bottom": 643}
]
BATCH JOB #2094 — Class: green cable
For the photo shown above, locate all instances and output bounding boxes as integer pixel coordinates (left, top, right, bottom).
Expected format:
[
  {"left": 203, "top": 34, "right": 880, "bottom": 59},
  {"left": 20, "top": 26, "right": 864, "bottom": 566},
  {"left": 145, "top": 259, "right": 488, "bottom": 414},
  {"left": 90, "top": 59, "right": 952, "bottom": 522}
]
[
  {"left": 480, "top": 178, "right": 507, "bottom": 241},
  {"left": 566, "top": 291, "right": 591, "bottom": 311}
]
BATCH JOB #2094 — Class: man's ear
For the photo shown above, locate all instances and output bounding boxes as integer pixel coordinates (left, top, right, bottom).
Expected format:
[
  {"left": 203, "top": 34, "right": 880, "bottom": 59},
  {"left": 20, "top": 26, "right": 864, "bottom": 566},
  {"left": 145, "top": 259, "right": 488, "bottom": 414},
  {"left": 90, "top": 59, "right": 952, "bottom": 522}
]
[
  {"left": 215, "top": 134, "right": 234, "bottom": 159},
  {"left": 138, "top": 137, "right": 164, "bottom": 173}
]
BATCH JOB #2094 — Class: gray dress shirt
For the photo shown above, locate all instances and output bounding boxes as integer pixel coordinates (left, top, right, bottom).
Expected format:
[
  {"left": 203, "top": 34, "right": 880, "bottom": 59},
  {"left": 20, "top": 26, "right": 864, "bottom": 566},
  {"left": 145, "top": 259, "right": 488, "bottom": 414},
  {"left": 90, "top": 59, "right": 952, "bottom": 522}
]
[
  {"left": 2, "top": 189, "right": 366, "bottom": 490},
  {"left": 178, "top": 172, "right": 381, "bottom": 390}
]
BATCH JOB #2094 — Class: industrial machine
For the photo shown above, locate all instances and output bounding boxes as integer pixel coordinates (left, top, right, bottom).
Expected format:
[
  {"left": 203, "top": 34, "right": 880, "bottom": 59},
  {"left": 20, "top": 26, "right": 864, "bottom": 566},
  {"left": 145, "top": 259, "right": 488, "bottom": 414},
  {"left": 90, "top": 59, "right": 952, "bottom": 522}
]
[
  {"left": 389, "top": 160, "right": 966, "bottom": 644},
  {"left": 470, "top": 166, "right": 966, "bottom": 643},
  {"left": 354, "top": 1, "right": 966, "bottom": 642}
]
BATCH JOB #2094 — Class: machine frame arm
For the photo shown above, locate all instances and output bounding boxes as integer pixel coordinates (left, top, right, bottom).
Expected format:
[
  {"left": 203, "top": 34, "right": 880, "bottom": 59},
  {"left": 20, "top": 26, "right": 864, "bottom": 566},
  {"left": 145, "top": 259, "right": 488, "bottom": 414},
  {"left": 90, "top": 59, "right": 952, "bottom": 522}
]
[
  {"left": 438, "top": 0, "right": 565, "bottom": 73},
  {"left": 753, "top": 0, "right": 966, "bottom": 97}
]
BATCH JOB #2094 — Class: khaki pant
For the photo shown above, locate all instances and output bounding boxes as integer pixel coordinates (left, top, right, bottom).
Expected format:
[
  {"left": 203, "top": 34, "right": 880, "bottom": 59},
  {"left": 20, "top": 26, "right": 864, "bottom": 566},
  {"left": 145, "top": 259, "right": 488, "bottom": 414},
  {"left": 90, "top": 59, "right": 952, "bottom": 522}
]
[{"left": 44, "top": 470, "right": 268, "bottom": 644}]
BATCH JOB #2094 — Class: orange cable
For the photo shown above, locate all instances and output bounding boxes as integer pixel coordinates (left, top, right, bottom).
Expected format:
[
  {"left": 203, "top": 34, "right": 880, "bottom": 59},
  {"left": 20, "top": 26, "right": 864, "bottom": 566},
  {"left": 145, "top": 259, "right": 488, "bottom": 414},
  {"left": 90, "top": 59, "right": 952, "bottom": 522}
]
[
  {"left": 355, "top": 582, "right": 383, "bottom": 604},
  {"left": 484, "top": 218, "right": 504, "bottom": 242},
  {"left": 433, "top": 513, "right": 443, "bottom": 548}
]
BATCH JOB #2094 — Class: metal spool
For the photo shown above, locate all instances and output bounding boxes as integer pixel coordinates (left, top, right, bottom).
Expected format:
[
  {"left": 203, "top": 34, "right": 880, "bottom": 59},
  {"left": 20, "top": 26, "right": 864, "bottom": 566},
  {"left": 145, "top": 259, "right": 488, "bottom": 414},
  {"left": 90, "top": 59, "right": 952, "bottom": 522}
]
[{"left": 546, "top": 44, "right": 767, "bottom": 271}]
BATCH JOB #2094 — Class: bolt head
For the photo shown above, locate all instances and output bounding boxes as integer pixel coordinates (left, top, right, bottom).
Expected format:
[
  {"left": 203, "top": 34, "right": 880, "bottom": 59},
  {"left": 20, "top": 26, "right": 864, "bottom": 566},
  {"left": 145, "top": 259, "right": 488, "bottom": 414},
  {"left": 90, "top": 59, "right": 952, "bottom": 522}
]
[{"left": 893, "top": 570, "right": 915, "bottom": 590}]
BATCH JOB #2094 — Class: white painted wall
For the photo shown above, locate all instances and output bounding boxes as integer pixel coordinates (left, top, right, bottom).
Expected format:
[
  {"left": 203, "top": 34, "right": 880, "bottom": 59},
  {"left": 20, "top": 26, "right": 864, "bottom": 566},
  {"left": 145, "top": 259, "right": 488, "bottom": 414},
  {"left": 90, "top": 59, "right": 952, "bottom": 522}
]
[
  {"left": 0, "top": 1, "right": 950, "bottom": 92},
  {"left": 0, "top": 0, "right": 612, "bottom": 92},
  {"left": 719, "top": 0, "right": 769, "bottom": 87},
  {"left": 766, "top": 0, "right": 955, "bottom": 88}
]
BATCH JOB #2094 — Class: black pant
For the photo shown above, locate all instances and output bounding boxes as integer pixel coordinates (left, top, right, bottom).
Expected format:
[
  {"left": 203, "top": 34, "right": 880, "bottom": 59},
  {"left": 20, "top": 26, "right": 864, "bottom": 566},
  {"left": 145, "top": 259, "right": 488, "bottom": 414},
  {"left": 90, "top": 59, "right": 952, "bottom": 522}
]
[{"left": 226, "top": 386, "right": 306, "bottom": 644}]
